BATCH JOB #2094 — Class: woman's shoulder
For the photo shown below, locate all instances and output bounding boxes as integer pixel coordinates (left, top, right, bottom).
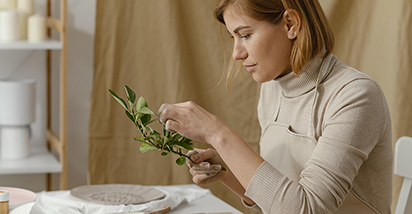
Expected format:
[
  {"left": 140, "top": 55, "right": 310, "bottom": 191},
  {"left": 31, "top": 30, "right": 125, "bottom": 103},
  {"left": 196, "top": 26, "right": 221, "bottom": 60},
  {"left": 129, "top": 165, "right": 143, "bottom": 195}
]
[
  {"left": 324, "top": 59, "right": 386, "bottom": 99},
  {"left": 323, "top": 59, "right": 390, "bottom": 125},
  {"left": 327, "top": 59, "right": 377, "bottom": 87}
]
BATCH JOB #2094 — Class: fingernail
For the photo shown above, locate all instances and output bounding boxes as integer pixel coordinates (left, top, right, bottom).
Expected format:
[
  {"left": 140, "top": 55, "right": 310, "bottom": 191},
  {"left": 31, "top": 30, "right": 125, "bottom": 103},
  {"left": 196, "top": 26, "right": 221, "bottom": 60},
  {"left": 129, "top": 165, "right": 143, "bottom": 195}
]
[
  {"left": 193, "top": 154, "right": 200, "bottom": 161},
  {"left": 200, "top": 162, "right": 209, "bottom": 168},
  {"left": 213, "top": 165, "right": 221, "bottom": 171}
]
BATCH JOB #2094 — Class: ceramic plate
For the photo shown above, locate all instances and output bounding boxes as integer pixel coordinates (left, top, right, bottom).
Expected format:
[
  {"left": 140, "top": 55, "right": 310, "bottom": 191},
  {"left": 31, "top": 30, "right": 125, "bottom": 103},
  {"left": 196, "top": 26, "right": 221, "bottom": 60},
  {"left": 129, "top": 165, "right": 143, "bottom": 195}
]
[
  {"left": 70, "top": 184, "right": 166, "bottom": 205},
  {"left": 0, "top": 187, "right": 36, "bottom": 209}
]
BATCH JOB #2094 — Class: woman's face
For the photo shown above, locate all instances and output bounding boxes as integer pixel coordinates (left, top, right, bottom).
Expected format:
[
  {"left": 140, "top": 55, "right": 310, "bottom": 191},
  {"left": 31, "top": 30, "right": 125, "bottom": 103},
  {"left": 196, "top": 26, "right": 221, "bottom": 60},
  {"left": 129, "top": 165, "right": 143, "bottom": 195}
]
[{"left": 223, "top": 5, "right": 293, "bottom": 83}]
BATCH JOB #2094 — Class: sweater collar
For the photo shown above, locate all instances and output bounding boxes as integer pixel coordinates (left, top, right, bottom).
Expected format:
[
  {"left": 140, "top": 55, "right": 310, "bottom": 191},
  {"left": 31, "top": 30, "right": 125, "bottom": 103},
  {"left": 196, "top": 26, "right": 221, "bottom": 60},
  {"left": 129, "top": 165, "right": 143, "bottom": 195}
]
[{"left": 275, "top": 52, "right": 331, "bottom": 97}]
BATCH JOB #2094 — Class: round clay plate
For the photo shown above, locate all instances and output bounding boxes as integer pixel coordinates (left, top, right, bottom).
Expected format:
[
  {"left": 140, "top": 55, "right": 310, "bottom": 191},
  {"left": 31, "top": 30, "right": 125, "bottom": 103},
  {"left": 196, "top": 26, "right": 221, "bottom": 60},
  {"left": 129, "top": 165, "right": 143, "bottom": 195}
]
[{"left": 70, "top": 184, "right": 166, "bottom": 205}]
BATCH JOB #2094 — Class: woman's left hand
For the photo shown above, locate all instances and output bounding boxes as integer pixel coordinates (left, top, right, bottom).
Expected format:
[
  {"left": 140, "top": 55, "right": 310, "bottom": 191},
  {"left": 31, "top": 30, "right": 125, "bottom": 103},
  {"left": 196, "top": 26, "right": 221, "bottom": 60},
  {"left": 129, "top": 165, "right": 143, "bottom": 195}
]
[{"left": 157, "top": 101, "right": 228, "bottom": 144}]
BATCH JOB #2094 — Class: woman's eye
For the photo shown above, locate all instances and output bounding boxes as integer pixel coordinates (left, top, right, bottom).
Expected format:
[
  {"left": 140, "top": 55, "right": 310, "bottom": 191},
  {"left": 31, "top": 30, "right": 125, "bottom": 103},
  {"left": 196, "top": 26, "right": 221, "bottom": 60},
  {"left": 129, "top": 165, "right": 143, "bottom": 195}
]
[{"left": 240, "top": 34, "right": 251, "bottom": 39}]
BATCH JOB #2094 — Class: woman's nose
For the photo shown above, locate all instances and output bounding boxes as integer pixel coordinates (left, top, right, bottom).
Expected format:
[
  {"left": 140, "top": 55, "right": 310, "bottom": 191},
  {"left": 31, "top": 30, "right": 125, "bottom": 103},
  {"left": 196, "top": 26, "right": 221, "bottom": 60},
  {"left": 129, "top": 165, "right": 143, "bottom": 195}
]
[{"left": 232, "top": 43, "right": 247, "bottom": 60}]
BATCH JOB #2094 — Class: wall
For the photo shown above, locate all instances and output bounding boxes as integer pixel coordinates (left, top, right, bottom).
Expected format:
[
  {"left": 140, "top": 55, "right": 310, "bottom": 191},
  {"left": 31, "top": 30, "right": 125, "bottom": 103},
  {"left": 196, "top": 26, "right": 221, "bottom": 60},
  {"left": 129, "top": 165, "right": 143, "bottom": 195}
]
[{"left": 0, "top": 0, "right": 95, "bottom": 191}]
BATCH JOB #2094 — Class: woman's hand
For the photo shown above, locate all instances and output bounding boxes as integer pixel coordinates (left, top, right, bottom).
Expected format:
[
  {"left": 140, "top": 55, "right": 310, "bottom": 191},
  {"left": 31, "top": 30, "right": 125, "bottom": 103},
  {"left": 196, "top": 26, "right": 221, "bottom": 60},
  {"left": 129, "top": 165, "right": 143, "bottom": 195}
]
[
  {"left": 187, "top": 148, "right": 257, "bottom": 206},
  {"left": 186, "top": 148, "right": 229, "bottom": 185},
  {"left": 157, "top": 101, "right": 228, "bottom": 145}
]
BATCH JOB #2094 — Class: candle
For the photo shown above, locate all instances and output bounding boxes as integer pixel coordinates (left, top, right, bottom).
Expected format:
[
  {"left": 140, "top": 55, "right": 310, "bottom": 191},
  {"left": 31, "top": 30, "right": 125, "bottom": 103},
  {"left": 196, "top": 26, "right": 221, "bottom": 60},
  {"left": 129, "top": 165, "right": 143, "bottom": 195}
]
[
  {"left": 16, "top": 0, "right": 33, "bottom": 16},
  {"left": 17, "top": 9, "right": 27, "bottom": 40},
  {"left": 28, "top": 14, "right": 46, "bottom": 42},
  {"left": 0, "top": 0, "right": 16, "bottom": 10},
  {"left": 0, "top": 10, "right": 19, "bottom": 41}
]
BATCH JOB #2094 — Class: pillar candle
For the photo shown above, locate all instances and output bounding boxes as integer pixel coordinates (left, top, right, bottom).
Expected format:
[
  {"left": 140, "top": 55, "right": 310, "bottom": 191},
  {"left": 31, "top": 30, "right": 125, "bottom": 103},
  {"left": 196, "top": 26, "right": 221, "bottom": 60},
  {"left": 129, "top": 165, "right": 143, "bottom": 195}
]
[
  {"left": 0, "top": 10, "right": 19, "bottom": 41},
  {"left": 27, "top": 14, "right": 46, "bottom": 42},
  {"left": 16, "top": 0, "right": 33, "bottom": 16},
  {"left": 0, "top": 0, "right": 16, "bottom": 10},
  {"left": 17, "top": 9, "right": 27, "bottom": 40}
]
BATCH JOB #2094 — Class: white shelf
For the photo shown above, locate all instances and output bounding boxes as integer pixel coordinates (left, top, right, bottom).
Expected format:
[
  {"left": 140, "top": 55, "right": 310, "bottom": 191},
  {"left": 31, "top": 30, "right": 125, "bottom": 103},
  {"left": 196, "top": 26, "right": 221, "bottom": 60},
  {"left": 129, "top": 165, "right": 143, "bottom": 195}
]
[
  {"left": 0, "top": 145, "right": 62, "bottom": 174},
  {"left": 0, "top": 39, "right": 63, "bottom": 50}
]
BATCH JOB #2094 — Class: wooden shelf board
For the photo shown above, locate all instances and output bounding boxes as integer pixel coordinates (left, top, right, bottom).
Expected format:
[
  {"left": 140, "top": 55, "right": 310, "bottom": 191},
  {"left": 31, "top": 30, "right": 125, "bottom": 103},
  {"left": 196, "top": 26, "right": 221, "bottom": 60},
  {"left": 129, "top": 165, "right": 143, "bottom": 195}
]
[
  {"left": 0, "top": 145, "right": 62, "bottom": 174},
  {"left": 0, "top": 39, "right": 62, "bottom": 50}
]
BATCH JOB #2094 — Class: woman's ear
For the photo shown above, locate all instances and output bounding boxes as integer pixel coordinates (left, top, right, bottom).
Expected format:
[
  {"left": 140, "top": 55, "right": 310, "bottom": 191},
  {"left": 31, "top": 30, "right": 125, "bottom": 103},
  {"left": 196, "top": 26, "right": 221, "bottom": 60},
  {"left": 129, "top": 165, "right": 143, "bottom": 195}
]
[{"left": 283, "top": 9, "right": 301, "bottom": 40}]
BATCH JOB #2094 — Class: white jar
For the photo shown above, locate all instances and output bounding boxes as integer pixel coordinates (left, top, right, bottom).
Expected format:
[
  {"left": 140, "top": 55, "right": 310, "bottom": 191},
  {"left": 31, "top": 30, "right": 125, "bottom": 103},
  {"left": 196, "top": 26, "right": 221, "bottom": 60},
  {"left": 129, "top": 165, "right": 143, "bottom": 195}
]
[{"left": 0, "top": 190, "right": 9, "bottom": 214}]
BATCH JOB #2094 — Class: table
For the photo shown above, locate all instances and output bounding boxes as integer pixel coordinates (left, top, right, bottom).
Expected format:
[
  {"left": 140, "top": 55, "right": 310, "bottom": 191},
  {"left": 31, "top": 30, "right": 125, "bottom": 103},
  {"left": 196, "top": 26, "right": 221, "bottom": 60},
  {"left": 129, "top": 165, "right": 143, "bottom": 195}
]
[
  {"left": 170, "top": 185, "right": 243, "bottom": 213},
  {"left": 10, "top": 184, "right": 243, "bottom": 214}
]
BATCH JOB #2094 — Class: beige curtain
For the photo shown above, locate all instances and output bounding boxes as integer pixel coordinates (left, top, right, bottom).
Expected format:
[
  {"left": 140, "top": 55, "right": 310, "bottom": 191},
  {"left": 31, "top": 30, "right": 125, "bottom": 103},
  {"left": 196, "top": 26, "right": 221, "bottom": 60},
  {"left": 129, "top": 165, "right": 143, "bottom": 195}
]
[{"left": 90, "top": 0, "right": 412, "bottom": 213}]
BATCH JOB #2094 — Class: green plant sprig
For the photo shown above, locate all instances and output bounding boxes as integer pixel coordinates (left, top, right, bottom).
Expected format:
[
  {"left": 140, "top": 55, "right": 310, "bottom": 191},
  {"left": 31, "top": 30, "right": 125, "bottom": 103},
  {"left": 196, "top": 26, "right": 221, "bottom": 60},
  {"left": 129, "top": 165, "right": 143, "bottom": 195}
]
[{"left": 109, "top": 85, "right": 193, "bottom": 166}]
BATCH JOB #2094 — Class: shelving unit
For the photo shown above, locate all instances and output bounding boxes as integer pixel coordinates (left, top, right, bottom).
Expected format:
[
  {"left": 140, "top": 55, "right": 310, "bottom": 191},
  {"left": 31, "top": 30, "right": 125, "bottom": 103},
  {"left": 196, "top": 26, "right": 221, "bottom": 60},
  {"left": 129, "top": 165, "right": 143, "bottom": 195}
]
[
  {"left": 0, "top": 0, "right": 67, "bottom": 190},
  {"left": 0, "top": 39, "right": 62, "bottom": 50}
]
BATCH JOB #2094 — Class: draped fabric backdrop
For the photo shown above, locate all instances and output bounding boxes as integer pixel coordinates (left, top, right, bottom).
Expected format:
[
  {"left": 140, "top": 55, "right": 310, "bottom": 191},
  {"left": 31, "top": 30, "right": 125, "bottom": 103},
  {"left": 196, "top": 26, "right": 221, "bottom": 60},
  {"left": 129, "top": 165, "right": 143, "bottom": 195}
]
[{"left": 90, "top": 0, "right": 412, "bottom": 213}]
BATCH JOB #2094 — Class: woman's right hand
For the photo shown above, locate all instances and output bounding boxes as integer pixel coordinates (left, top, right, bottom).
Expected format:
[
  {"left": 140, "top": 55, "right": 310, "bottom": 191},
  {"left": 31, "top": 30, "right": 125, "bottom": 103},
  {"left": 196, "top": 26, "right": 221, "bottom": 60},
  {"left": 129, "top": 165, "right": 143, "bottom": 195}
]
[{"left": 186, "top": 148, "right": 229, "bottom": 185}]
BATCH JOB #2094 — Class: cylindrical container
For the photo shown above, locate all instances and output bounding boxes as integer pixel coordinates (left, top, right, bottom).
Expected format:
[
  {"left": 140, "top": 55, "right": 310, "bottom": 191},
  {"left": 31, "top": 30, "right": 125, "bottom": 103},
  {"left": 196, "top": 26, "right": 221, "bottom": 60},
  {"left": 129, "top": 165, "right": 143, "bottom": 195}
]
[
  {"left": 16, "top": 0, "right": 33, "bottom": 16},
  {"left": 0, "top": 10, "right": 19, "bottom": 42},
  {"left": 1, "top": 125, "right": 30, "bottom": 159},
  {"left": 0, "top": 0, "right": 16, "bottom": 10},
  {"left": 0, "top": 190, "right": 9, "bottom": 214},
  {"left": 17, "top": 9, "right": 28, "bottom": 40},
  {"left": 27, "top": 14, "right": 46, "bottom": 42},
  {"left": 0, "top": 79, "right": 36, "bottom": 125}
]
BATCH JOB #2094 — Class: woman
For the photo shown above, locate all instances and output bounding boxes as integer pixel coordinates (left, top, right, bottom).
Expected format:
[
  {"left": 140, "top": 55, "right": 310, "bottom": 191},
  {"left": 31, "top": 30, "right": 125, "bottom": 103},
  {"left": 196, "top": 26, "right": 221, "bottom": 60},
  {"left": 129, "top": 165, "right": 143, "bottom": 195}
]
[{"left": 158, "top": 0, "right": 392, "bottom": 213}]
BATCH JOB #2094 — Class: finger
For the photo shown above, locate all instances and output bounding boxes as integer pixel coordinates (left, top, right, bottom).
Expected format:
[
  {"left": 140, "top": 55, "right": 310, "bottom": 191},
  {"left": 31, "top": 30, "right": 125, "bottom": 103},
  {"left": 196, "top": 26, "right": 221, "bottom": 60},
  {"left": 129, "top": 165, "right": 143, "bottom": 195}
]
[
  {"left": 187, "top": 149, "right": 203, "bottom": 164},
  {"left": 196, "top": 148, "right": 218, "bottom": 162},
  {"left": 164, "top": 119, "right": 179, "bottom": 133},
  {"left": 157, "top": 103, "right": 169, "bottom": 124},
  {"left": 192, "top": 172, "right": 220, "bottom": 185},
  {"left": 189, "top": 163, "right": 222, "bottom": 175},
  {"left": 158, "top": 104, "right": 180, "bottom": 125},
  {"left": 174, "top": 101, "right": 212, "bottom": 118},
  {"left": 186, "top": 150, "right": 201, "bottom": 167}
]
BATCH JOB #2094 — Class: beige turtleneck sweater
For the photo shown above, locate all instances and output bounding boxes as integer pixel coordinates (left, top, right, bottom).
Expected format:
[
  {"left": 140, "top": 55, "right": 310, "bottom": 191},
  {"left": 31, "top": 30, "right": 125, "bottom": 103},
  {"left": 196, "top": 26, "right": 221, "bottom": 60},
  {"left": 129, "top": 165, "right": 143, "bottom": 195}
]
[{"left": 245, "top": 54, "right": 392, "bottom": 213}]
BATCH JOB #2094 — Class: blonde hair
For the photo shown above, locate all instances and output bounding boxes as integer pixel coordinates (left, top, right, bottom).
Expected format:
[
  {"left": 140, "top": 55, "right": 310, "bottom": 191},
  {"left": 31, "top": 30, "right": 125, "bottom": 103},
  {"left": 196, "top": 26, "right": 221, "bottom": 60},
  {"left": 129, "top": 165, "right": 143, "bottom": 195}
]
[{"left": 214, "top": 0, "right": 334, "bottom": 86}]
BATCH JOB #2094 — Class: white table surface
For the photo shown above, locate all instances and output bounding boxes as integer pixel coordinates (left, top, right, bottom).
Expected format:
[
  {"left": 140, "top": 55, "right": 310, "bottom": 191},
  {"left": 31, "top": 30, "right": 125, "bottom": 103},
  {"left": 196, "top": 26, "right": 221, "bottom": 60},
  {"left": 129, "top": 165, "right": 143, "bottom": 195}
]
[
  {"left": 10, "top": 184, "right": 243, "bottom": 214},
  {"left": 170, "top": 185, "right": 243, "bottom": 214}
]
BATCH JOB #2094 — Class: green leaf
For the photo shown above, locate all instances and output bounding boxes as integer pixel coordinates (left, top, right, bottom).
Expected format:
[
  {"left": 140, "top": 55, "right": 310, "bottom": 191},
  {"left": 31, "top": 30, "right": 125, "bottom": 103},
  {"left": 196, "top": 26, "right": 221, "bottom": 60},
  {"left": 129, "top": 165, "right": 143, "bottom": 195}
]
[
  {"left": 155, "top": 140, "right": 163, "bottom": 147},
  {"left": 180, "top": 137, "right": 193, "bottom": 144},
  {"left": 161, "top": 152, "right": 171, "bottom": 156},
  {"left": 139, "top": 107, "right": 156, "bottom": 115},
  {"left": 164, "top": 129, "right": 171, "bottom": 138},
  {"left": 142, "top": 126, "right": 150, "bottom": 133},
  {"left": 109, "top": 89, "right": 128, "bottom": 110},
  {"left": 149, "top": 131, "right": 161, "bottom": 140},
  {"left": 163, "top": 136, "right": 170, "bottom": 146},
  {"left": 144, "top": 119, "right": 157, "bottom": 126},
  {"left": 171, "top": 133, "right": 182, "bottom": 143},
  {"left": 140, "top": 143, "right": 158, "bottom": 153},
  {"left": 141, "top": 114, "right": 151, "bottom": 125},
  {"left": 176, "top": 156, "right": 186, "bottom": 165},
  {"left": 134, "top": 137, "right": 146, "bottom": 142},
  {"left": 125, "top": 110, "right": 135, "bottom": 123},
  {"left": 136, "top": 97, "right": 148, "bottom": 111},
  {"left": 175, "top": 139, "right": 193, "bottom": 150},
  {"left": 124, "top": 85, "right": 136, "bottom": 103}
]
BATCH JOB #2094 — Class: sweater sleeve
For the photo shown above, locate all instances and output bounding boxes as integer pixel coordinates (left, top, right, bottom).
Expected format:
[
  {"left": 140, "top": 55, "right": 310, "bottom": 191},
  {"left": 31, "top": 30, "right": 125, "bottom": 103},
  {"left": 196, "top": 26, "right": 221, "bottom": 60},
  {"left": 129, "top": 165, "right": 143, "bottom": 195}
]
[{"left": 245, "top": 78, "right": 388, "bottom": 214}]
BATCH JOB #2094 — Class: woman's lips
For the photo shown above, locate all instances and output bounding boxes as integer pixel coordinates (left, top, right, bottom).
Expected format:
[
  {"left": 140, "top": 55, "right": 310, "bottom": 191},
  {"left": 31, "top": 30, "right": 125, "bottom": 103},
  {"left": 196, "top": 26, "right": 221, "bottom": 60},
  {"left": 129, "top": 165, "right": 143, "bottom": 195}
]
[{"left": 244, "top": 64, "right": 256, "bottom": 72}]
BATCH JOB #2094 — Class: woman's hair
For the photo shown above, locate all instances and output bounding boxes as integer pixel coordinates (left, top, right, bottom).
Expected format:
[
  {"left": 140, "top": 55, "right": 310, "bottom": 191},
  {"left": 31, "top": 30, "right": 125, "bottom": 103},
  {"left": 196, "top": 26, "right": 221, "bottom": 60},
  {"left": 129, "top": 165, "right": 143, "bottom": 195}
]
[{"left": 214, "top": 0, "right": 334, "bottom": 84}]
